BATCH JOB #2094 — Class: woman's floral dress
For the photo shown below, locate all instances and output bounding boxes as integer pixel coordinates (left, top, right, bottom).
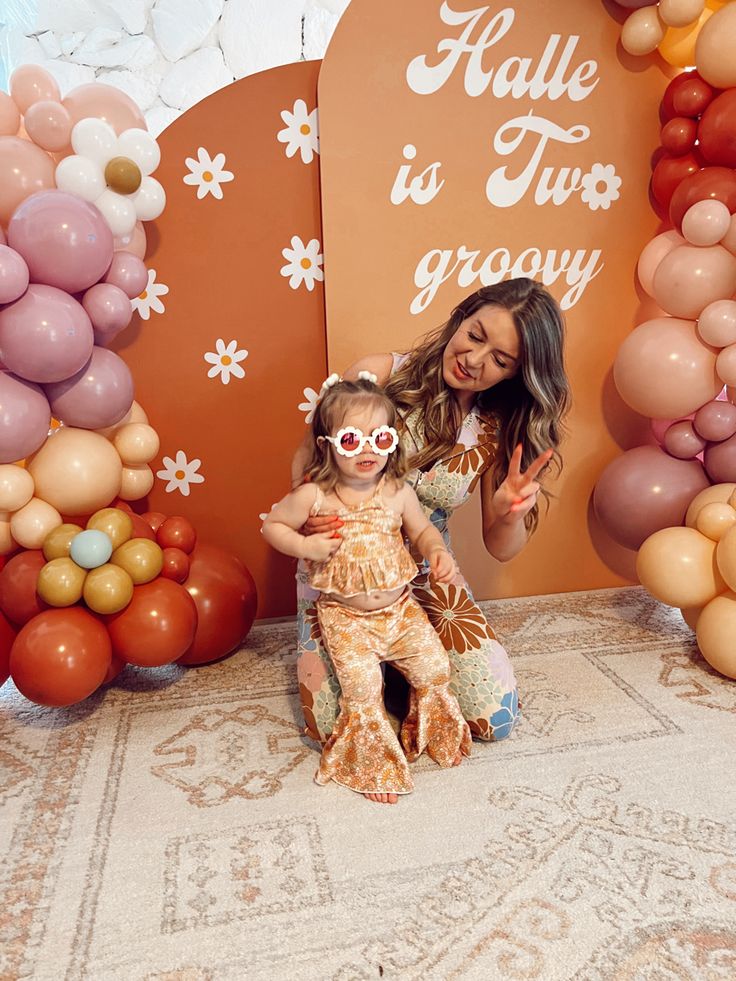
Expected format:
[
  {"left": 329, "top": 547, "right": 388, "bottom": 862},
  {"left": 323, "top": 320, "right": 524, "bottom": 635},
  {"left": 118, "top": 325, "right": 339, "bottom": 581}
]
[{"left": 296, "top": 354, "right": 520, "bottom": 743}]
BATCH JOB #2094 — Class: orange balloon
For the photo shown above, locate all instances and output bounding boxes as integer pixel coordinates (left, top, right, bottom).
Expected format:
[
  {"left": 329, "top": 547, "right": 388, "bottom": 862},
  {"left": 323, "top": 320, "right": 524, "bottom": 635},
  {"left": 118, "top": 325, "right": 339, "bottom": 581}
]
[
  {"left": 111, "top": 538, "right": 163, "bottom": 584},
  {"left": 83, "top": 563, "right": 134, "bottom": 614},
  {"left": 37, "top": 557, "right": 86, "bottom": 607},
  {"left": 685, "top": 482, "right": 736, "bottom": 526},
  {"left": 86, "top": 508, "right": 133, "bottom": 550},
  {"left": 42, "top": 522, "right": 84, "bottom": 560},
  {"left": 62, "top": 82, "right": 146, "bottom": 134},
  {"left": 659, "top": 6, "right": 713, "bottom": 66},
  {"left": 106, "top": 578, "right": 197, "bottom": 667},
  {"left": 28, "top": 427, "right": 122, "bottom": 516},
  {"left": 636, "top": 526, "right": 726, "bottom": 607},
  {"left": 696, "top": 590, "right": 736, "bottom": 676},
  {"left": 0, "top": 136, "right": 56, "bottom": 226}
]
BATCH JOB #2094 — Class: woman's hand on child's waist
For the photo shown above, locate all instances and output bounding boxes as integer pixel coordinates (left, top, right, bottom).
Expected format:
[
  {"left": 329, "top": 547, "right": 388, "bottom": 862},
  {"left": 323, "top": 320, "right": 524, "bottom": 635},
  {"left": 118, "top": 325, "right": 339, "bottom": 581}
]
[{"left": 301, "top": 514, "right": 344, "bottom": 538}]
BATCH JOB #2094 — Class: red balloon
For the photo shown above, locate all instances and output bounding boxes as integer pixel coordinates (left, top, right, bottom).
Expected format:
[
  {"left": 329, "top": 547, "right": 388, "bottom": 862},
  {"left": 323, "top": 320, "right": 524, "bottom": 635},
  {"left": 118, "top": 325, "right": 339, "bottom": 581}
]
[
  {"left": 106, "top": 578, "right": 197, "bottom": 667},
  {"left": 112, "top": 498, "right": 133, "bottom": 513},
  {"left": 651, "top": 152, "right": 701, "bottom": 210},
  {"left": 128, "top": 511, "right": 156, "bottom": 541},
  {"left": 101, "top": 653, "right": 125, "bottom": 685},
  {"left": 178, "top": 544, "right": 257, "bottom": 666},
  {"left": 141, "top": 510, "right": 167, "bottom": 533},
  {"left": 660, "top": 71, "right": 715, "bottom": 122},
  {"left": 698, "top": 90, "right": 736, "bottom": 168},
  {"left": 661, "top": 117, "right": 698, "bottom": 157},
  {"left": 0, "top": 610, "right": 17, "bottom": 686},
  {"left": 157, "top": 516, "right": 197, "bottom": 554},
  {"left": 0, "top": 550, "right": 48, "bottom": 626},
  {"left": 669, "top": 167, "right": 736, "bottom": 231},
  {"left": 10, "top": 607, "right": 111, "bottom": 706},
  {"left": 161, "top": 547, "right": 190, "bottom": 583}
]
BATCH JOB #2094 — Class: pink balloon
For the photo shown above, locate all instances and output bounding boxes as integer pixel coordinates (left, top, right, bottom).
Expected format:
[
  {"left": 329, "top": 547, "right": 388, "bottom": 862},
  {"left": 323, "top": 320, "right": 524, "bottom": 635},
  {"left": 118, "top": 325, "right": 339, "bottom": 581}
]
[
  {"left": 637, "top": 230, "right": 684, "bottom": 297},
  {"left": 681, "top": 200, "right": 732, "bottom": 247},
  {"left": 0, "top": 284, "right": 93, "bottom": 384},
  {"left": 82, "top": 283, "right": 132, "bottom": 343},
  {"left": 104, "top": 252, "right": 148, "bottom": 299},
  {"left": 704, "top": 433, "right": 736, "bottom": 482},
  {"left": 593, "top": 446, "right": 709, "bottom": 551},
  {"left": 0, "top": 137, "right": 56, "bottom": 227},
  {"left": 721, "top": 213, "right": 736, "bottom": 255},
  {"left": 44, "top": 347, "right": 134, "bottom": 430},
  {"left": 0, "top": 245, "right": 29, "bottom": 304},
  {"left": 8, "top": 190, "right": 113, "bottom": 294},
  {"left": 652, "top": 244, "right": 736, "bottom": 319},
  {"left": 698, "top": 299, "right": 736, "bottom": 347},
  {"left": 663, "top": 420, "right": 707, "bottom": 459},
  {"left": 0, "top": 370, "right": 51, "bottom": 464},
  {"left": 113, "top": 221, "right": 146, "bottom": 260},
  {"left": 23, "top": 100, "right": 72, "bottom": 153},
  {"left": 9, "top": 65, "right": 60, "bottom": 114},
  {"left": 614, "top": 318, "right": 721, "bottom": 419},
  {"left": 62, "top": 83, "right": 146, "bottom": 135},
  {"left": 694, "top": 399, "right": 736, "bottom": 441},
  {"left": 0, "top": 91, "right": 20, "bottom": 137}
]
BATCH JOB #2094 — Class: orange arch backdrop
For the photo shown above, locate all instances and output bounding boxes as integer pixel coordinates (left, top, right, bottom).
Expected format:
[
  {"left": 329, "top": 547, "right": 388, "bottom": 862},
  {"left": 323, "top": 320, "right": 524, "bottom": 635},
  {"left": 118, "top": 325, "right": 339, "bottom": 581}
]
[
  {"left": 116, "top": 62, "right": 326, "bottom": 619},
  {"left": 317, "top": 0, "right": 667, "bottom": 600}
]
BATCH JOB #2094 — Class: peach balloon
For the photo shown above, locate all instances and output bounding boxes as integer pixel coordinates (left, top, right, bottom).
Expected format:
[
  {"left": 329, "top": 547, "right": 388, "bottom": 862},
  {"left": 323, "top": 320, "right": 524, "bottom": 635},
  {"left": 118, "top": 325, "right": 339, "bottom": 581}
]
[
  {"left": 111, "top": 538, "right": 163, "bottom": 584},
  {"left": 0, "top": 464, "right": 34, "bottom": 512},
  {"left": 0, "top": 136, "right": 56, "bottom": 226},
  {"left": 28, "top": 427, "right": 122, "bottom": 516},
  {"left": 42, "top": 522, "right": 84, "bottom": 561},
  {"left": 696, "top": 3, "right": 736, "bottom": 86},
  {"left": 113, "top": 221, "right": 146, "bottom": 260},
  {"left": 681, "top": 199, "right": 731, "bottom": 246},
  {"left": 9, "top": 65, "right": 60, "bottom": 114},
  {"left": 697, "top": 299, "right": 736, "bottom": 346},
  {"left": 9, "top": 497, "right": 62, "bottom": 550},
  {"left": 696, "top": 501, "right": 736, "bottom": 540},
  {"left": 0, "top": 519, "right": 16, "bottom": 555},
  {"left": 96, "top": 400, "right": 149, "bottom": 439},
  {"left": 716, "top": 343, "right": 736, "bottom": 385},
  {"left": 118, "top": 464, "right": 154, "bottom": 501},
  {"left": 720, "top": 213, "right": 736, "bottom": 255},
  {"left": 636, "top": 526, "right": 725, "bottom": 608},
  {"left": 660, "top": 0, "right": 706, "bottom": 27},
  {"left": 659, "top": 7, "right": 713, "bottom": 66},
  {"left": 0, "top": 91, "right": 20, "bottom": 136},
  {"left": 715, "top": 523, "right": 736, "bottom": 588},
  {"left": 622, "top": 7, "right": 665, "bottom": 55},
  {"left": 614, "top": 318, "right": 721, "bottom": 418},
  {"left": 685, "top": 482, "right": 736, "bottom": 525},
  {"left": 637, "top": 230, "right": 684, "bottom": 297},
  {"left": 86, "top": 508, "right": 133, "bottom": 550},
  {"left": 62, "top": 83, "right": 146, "bottom": 135},
  {"left": 652, "top": 245, "right": 736, "bottom": 319},
  {"left": 113, "top": 424, "right": 160, "bottom": 465},
  {"left": 37, "top": 557, "right": 86, "bottom": 607},
  {"left": 83, "top": 563, "right": 133, "bottom": 614},
  {"left": 696, "top": 590, "right": 736, "bottom": 677},
  {"left": 679, "top": 605, "right": 702, "bottom": 629},
  {"left": 23, "top": 100, "right": 72, "bottom": 153}
]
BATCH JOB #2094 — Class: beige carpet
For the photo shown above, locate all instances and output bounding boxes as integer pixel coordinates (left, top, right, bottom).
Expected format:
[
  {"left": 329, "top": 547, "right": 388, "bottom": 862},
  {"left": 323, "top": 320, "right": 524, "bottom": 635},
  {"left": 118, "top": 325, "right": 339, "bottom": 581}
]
[{"left": 2, "top": 586, "right": 736, "bottom": 981}]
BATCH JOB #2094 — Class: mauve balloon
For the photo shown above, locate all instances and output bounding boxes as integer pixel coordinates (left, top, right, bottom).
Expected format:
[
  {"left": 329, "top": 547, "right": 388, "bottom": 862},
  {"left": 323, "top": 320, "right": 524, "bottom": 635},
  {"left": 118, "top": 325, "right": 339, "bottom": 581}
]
[
  {"left": 0, "top": 244, "right": 29, "bottom": 304},
  {"left": 704, "top": 433, "right": 736, "bottom": 482},
  {"left": 0, "top": 284, "right": 93, "bottom": 384},
  {"left": 44, "top": 346, "right": 134, "bottom": 430},
  {"left": 694, "top": 400, "right": 736, "bottom": 442},
  {"left": 0, "top": 370, "right": 51, "bottom": 464},
  {"left": 104, "top": 251, "right": 148, "bottom": 300},
  {"left": 82, "top": 283, "right": 132, "bottom": 342},
  {"left": 7, "top": 189, "right": 113, "bottom": 294}
]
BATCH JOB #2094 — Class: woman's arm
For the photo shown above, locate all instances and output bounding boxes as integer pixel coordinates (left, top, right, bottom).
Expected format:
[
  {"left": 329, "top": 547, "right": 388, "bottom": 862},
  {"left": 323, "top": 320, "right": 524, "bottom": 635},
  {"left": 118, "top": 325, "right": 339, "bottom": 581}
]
[
  {"left": 262, "top": 484, "right": 341, "bottom": 561},
  {"left": 399, "top": 485, "right": 456, "bottom": 583},
  {"left": 480, "top": 445, "right": 552, "bottom": 562}
]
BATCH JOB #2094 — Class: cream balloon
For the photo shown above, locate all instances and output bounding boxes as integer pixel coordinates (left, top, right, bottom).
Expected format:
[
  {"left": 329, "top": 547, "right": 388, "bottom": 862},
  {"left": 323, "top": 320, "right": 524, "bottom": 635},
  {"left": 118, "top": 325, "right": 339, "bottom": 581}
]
[
  {"left": 636, "top": 526, "right": 725, "bottom": 608},
  {"left": 113, "top": 423, "right": 160, "bottom": 465},
  {"left": 696, "top": 591, "right": 736, "bottom": 677},
  {"left": 0, "top": 464, "right": 34, "bottom": 512},
  {"left": 622, "top": 7, "right": 665, "bottom": 55},
  {"left": 118, "top": 464, "right": 154, "bottom": 501},
  {"left": 695, "top": 501, "right": 736, "bottom": 540},
  {"left": 695, "top": 3, "right": 736, "bottom": 87},
  {"left": 660, "top": 0, "right": 706, "bottom": 26},
  {"left": 28, "top": 427, "right": 122, "bottom": 516},
  {"left": 685, "top": 482, "right": 736, "bottom": 526},
  {"left": 9, "top": 497, "right": 62, "bottom": 549}
]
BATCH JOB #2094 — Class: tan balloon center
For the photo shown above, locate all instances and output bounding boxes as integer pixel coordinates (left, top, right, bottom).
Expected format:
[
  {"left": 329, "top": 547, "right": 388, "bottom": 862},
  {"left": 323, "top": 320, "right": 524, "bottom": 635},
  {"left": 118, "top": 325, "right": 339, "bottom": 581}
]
[{"left": 104, "top": 156, "right": 142, "bottom": 195}]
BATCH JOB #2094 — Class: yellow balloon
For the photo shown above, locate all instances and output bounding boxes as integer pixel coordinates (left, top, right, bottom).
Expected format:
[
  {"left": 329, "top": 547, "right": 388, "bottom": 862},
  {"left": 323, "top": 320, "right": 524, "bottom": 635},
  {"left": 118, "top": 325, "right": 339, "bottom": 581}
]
[
  {"left": 83, "top": 563, "right": 134, "bottom": 614},
  {"left": 659, "top": 6, "right": 713, "bottom": 66},
  {"left": 685, "top": 483, "right": 736, "bottom": 526},
  {"left": 0, "top": 463, "right": 34, "bottom": 511},
  {"left": 636, "top": 526, "right": 725, "bottom": 607},
  {"left": 696, "top": 590, "right": 736, "bottom": 677},
  {"left": 111, "top": 537, "right": 163, "bottom": 584},
  {"left": 42, "top": 522, "right": 84, "bottom": 561},
  {"left": 28, "top": 427, "right": 122, "bottom": 516},
  {"left": 695, "top": 501, "right": 736, "bottom": 540},
  {"left": 113, "top": 423, "right": 160, "bottom": 465},
  {"left": 9, "top": 497, "right": 62, "bottom": 549},
  {"left": 118, "top": 464, "right": 154, "bottom": 501},
  {"left": 37, "top": 557, "right": 87, "bottom": 607},
  {"left": 86, "top": 507, "right": 133, "bottom": 550}
]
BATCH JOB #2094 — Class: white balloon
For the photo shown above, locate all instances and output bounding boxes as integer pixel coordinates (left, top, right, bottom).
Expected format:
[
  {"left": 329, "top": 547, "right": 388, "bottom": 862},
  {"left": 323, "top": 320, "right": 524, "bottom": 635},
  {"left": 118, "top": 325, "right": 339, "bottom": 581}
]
[
  {"left": 117, "top": 128, "right": 160, "bottom": 176},
  {"left": 71, "top": 117, "right": 118, "bottom": 167},
  {"left": 95, "top": 188, "right": 137, "bottom": 237},
  {"left": 54, "top": 154, "right": 106, "bottom": 203},
  {"left": 133, "top": 177, "right": 165, "bottom": 221}
]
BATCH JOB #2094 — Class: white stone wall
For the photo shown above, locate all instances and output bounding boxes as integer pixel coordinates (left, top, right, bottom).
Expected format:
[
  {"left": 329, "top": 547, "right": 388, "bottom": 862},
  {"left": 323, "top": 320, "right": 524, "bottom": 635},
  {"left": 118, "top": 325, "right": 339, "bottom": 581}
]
[{"left": 0, "top": 0, "right": 351, "bottom": 134}]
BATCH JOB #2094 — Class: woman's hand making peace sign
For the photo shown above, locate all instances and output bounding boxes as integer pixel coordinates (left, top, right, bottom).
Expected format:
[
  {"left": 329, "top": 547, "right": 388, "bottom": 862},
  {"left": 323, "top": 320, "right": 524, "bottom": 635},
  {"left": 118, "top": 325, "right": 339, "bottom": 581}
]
[{"left": 491, "top": 445, "right": 553, "bottom": 522}]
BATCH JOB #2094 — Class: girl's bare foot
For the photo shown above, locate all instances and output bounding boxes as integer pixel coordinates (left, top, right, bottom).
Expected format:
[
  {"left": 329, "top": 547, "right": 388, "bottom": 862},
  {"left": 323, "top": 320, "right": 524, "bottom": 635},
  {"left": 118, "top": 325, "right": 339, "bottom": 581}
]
[
  {"left": 365, "top": 792, "right": 398, "bottom": 804},
  {"left": 452, "top": 751, "right": 463, "bottom": 766}
]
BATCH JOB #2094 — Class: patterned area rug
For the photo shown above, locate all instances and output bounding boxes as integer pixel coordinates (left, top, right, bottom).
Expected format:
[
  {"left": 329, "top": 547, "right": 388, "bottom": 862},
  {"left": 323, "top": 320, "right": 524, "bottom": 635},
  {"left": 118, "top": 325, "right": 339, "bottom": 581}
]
[{"left": 2, "top": 586, "right": 736, "bottom": 981}]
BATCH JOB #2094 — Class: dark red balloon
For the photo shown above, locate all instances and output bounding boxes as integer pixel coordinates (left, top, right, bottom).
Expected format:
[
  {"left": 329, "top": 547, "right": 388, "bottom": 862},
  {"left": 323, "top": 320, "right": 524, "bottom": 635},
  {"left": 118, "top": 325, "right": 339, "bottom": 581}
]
[
  {"left": 128, "top": 511, "right": 156, "bottom": 541},
  {"left": 0, "top": 611, "right": 17, "bottom": 686},
  {"left": 179, "top": 544, "right": 257, "bottom": 666},
  {"left": 669, "top": 166, "right": 736, "bottom": 230},
  {"left": 698, "top": 90, "right": 736, "bottom": 168},
  {"left": 10, "top": 607, "right": 111, "bottom": 706},
  {"left": 661, "top": 117, "right": 698, "bottom": 157},
  {"left": 157, "top": 516, "right": 197, "bottom": 554},
  {"left": 141, "top": 510, "right": 167, "bottom": 533},
  {"left": 161, "top": 547, "right": 190, "bottom": 583},
  {"left": 101, "top": 653, "right": 126, "bottom": 685},
  {"left": 660, "top": 71, "right": 715, "bottom": 122},
  {"left": 106, "top": 578, "right": 198, "bottom": 667},
  {"left": 651, "top": 152, "right": 702, "bottom": 210},
  {"left": 0, "top": 550, "right": 48, "bottom": 626}
]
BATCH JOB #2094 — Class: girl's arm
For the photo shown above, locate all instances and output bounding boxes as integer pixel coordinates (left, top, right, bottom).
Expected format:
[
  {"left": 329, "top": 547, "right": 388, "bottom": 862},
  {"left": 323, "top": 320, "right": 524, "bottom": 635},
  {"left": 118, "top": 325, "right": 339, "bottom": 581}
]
[
  {"left": 398, "top": 485, "right": 456, "bottom": 584},
  {"left": 480, "top": 445, "right": 553, "bottom": 561},
  {"left": 262, "top": 484, "right": 341, "bottom": 562}
]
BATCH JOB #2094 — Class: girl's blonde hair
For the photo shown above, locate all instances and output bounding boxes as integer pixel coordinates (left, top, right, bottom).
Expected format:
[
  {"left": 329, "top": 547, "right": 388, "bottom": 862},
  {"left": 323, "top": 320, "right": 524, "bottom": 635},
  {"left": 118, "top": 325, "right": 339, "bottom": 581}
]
[
  {"left": 305, "top": 378, "right": 409, "bottom": 492},
  {"left": 384, "top": 278, "right": 571, "bottom": 533}
]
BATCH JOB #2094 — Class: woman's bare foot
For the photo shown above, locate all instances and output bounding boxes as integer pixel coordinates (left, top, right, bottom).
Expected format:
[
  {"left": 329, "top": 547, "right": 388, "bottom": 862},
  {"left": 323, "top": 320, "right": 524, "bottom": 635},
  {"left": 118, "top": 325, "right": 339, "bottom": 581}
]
[{"left": 365, "top": 792, "right": 398, "bottom": 804}]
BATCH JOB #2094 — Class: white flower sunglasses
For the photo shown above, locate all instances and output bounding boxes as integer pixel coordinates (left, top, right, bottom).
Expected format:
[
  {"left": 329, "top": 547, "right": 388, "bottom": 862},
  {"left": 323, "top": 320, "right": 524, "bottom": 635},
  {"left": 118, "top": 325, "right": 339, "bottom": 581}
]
[{"left": 321, "top": 425, "right": 399, "bottom": 457}]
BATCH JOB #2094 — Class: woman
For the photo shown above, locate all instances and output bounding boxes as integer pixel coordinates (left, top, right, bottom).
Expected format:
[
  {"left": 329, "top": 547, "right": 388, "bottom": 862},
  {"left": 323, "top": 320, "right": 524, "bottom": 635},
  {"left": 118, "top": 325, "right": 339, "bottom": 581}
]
[{"left": 293, "top": 277, "right": 571, "bottom": 744}]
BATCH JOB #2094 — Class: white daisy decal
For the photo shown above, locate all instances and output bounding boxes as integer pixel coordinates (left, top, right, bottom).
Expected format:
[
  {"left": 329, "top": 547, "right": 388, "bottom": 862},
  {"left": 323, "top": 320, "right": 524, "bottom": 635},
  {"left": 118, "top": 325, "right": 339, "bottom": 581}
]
[
  {"left": 156, "top": 450, "right": 205, "bottom": 497},
  {"left": 280, "top": 236, "right": 324, "bottom": 291},
  {"left": 131, "top": 268, "right": 169, "bottom": 320},
  {"left": 298, "top": 386, "right": 320, "bottom": 424},
  {"left": 204, "top": 338, "right": 248, "bottom": 385},
  {"left": 580, "top": 163, "right": 622, "bottom": 212},
  {"left": 277, "top": 99, "right": 319, "bottom": 164},
  {"left": 183, "top": 147, "right": 234, "bottom": 200}
]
